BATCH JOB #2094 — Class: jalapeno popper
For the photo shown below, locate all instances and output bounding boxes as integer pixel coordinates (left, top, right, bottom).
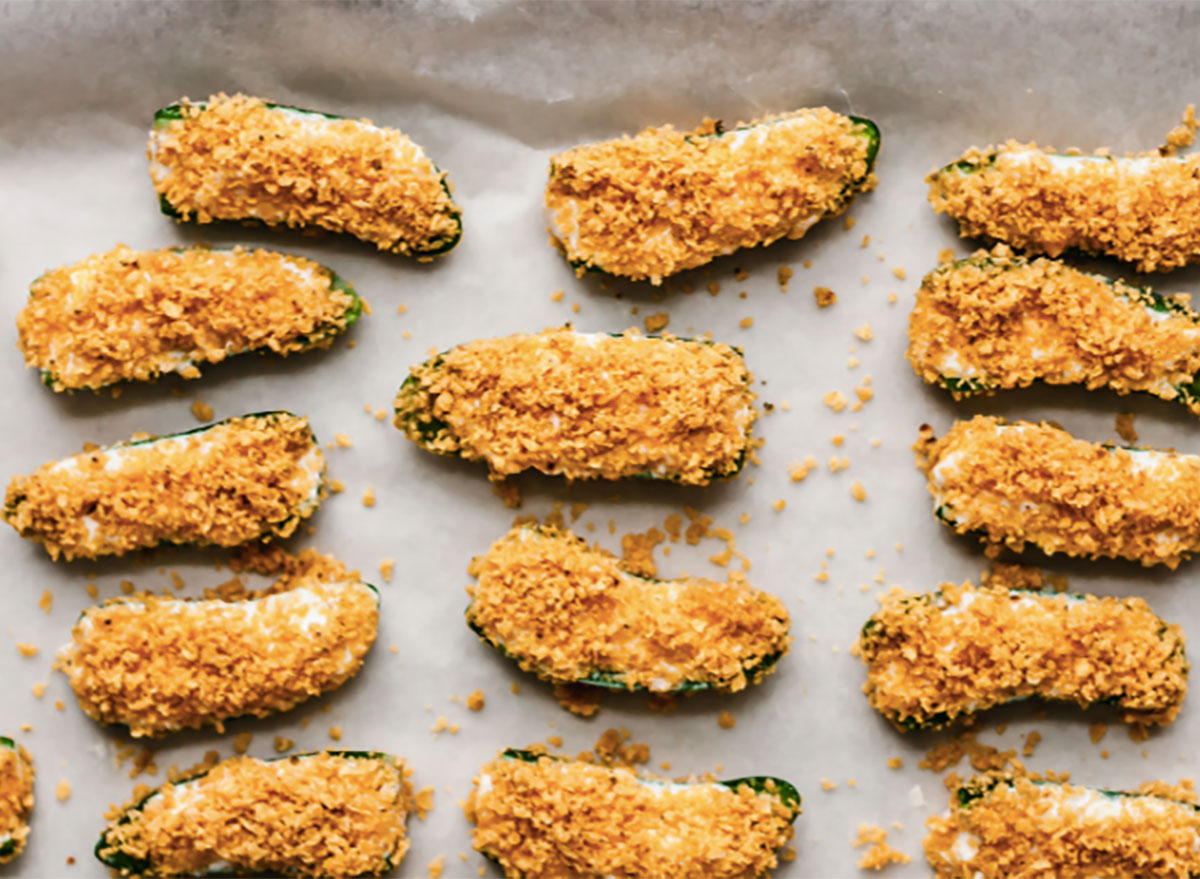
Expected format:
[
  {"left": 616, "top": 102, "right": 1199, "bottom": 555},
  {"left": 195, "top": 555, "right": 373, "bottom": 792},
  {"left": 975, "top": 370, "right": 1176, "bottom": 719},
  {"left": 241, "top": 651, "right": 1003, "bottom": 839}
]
[
  {"left": 0, "top": 738, "right": 33, "bottom": 865},
  {"left": 19, "top": 244, "right": 362, "bottom": 392},
  {"left": 4, "top": 411, "right": 324, "bottom": 561},
  {"left": 917, "top": 416, "right": 1200, "bottom": 568},
  {"left": 858, "top": 579, "right": 1187, "bottom": 731},
  {"left": 395, "top": 329, "right": 757, "bottom": 484},
  {"left": 149, "top": 93, "right": 461, "bottom": 256},
  {"left": 908, "top": 248, "right": 1200, "bottom": 411},
  {"left": 469, "top": 749, "right": 800, "bottom": 879},
  {"left": 467, "top": 523, "right": 789, "bottom": 694},
  {"left": 59, "top": 568, "right": 378, "bottom": 737},
  {"left": 927, "top": 142, "right": 1200, "bottom": 273},
  {"left": 546, "top": 108, "right": 879, "bottom": 283},
  {"left": 96, "top": 751, "right": 411, "bottom": 878},
  {"left": 926, "top": 772, "right": 1200, "bottom": 879}
]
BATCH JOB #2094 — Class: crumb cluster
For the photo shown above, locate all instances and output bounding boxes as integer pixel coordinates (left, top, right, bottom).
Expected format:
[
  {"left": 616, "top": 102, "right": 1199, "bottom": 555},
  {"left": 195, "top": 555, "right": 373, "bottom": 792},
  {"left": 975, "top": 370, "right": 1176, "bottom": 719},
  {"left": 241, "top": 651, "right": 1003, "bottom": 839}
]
[
  {"left": 908, "top": 247, "right": 1200, "bottom": 408},
  {"left": 916, "top": 415, "right": 1200, "bottom": 567},
  {"left": 395, "top": 329, "right": 758, "bottom": 484},
  {"left": 4, "top": 412, "right": 324, "bottom": 560},
  {"left": 926, "top": 772, "right": 1200, "bottom": 878},
  {"left": 19, "top": 244, "right": 358, "bottom": 392},
  {"left": 859, "top": 579, "right": 1188, "bottom": 729},
  {"left": 546, "top": 108, "right": 876, "bottom": 282},
  {"left": 467, "top": 523, "right": 789, "bottom": 693},
  {"left": 60, "top": 565, "right": 378, "bottom": 737},
  {"left": 98, "top": 752, "right": 411, "bottom": 878},
  {"left": 468, "top": 752, "right": 798, "bottom": 878},
  {"left": 150, "top": 93, "right": 460, "bottom": 255},
  {"left": 928, "top": 140, "right": 1200, "bottom": 273}
]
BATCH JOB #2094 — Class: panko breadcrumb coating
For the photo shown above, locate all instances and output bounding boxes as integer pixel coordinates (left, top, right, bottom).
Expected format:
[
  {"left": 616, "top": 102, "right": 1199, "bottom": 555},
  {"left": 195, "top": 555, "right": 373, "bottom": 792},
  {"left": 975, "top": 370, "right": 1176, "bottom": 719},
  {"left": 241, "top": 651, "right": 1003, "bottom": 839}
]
[
  {"left": 916, "top": 415, "right": 1200, "bottom": 568},
  {"left": 858, "top": 579, "right": 1187, "bottom": 730},
  {"left": 469, "top": 750, "right": 800, "bottom": 879},
  {"left": 0, "top": 739, "right": 33, "bottom": 864},
  {"left": 59, "top": 565, "right": 378, "bottom": 737},
  {"left": 467, "top": 523, "right": 789, "bottom": 694},
  {"left": 925, "top": 772, "right": 1200, "bottom": 879},
  {"left": 546, "top": 108, "right": 879, "bottom": 283},
  {"left": 394, "top": 329, "right": 757, "bottom": 484},
  {"left": 908, "top": 248, "right": 1200, "bottom": 412},
  {"left": 19, "top": 244, "right": 361, "bottom": 392},
  {"left": 928, "top": 142, "right": 1200, "bottom": 273},
  {"left": 97, "top": 751, "right": 411, "bottom": 878},
  {"left": 149, "top": 93, "right": 461, "bottom": 256},
  {"left": 3, "top": 411, "right": 324, "bottom": 560}
]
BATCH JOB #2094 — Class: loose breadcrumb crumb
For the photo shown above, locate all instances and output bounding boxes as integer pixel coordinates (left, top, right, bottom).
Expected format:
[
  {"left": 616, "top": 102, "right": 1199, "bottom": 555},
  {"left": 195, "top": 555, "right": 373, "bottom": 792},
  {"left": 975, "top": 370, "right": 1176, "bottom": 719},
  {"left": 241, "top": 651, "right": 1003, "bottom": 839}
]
[
  {"left": 55, "top": 779, "right": 70, "bottom": 802},
  {"left": 851, "top": 481, "right": 867, "bottom": 501},
  {"left": 362, "top": 487, "right": 376, "bottom": 508},
  {"left": 379, "top": 558, "right": 395, "bottom": 583},
  {"left": 854, "top": 324, "right": 873, "bottom": 342},
  {"left": 644, "top": 312, "right": 670, "bottom": 333},
  {"left": 739, "top": 316, "right": 754, "bottom": 328},
  {"left": 718, "top": 711, "right": 737, "bottom": 729},
  {"left": 854, "top": 823, "right": 911, "bottom": 870},
  {"left": 1116, "top": 413, "right": 1139, "bottom": 443},
  {"left": 232, "top": 733, "right": 253, "bottom": 755},
  {"left": 823, "top": 390, "right": 848, "bottom": 412},
  {"left": 190, "top": 401, "right": 214, "bottom": 422},
  {"left": 814, "top": 286, "right": 837, "bottom": 307},
  {"left": 15, "top": 644, "right": 37, "bottom": 658}
]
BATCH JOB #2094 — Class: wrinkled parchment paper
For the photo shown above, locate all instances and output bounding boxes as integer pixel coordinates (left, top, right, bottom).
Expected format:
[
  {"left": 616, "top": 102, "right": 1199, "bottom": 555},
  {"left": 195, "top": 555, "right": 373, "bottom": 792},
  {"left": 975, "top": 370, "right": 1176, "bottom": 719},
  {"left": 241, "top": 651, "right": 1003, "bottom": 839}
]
[{"left": 3, "top": 2, "right": 1200, "bottom": 875}]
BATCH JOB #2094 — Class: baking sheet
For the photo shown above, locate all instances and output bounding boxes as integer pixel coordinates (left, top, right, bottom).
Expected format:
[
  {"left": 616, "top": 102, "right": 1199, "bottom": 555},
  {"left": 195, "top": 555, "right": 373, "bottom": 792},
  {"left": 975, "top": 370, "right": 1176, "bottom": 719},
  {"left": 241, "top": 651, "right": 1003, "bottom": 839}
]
[{"left": 3, "top": 1, "right": 1200, "bottom": 875}]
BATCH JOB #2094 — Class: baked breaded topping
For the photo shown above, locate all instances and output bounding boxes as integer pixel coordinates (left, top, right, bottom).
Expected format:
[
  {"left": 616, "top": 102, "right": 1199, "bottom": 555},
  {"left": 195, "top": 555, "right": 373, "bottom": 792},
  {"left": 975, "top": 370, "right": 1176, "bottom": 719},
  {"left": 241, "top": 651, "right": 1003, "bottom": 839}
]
[
  {"left": 467, "top": 524, "right": 789, "bottom": 693},
  {"left": 19, "top": 244, "right": 360, "bottom": 392},
  {"left": 149, "top": 93, "right": 461, "bottom": 255},
  {"left": 469, "top": 752, "right": 799, "bottom": 879},
  {"left": 858, "top": 579, "right": 1187, "bottom": 730},
  {"left": 98, "top": 752, "right": 410, "bottom": 878},
  {"left": 0, "top": 741, "right": 33, "bottom": 864},
  {"left": 928, "top": 142, "right": 1200, "bottom": 273},
  {"left": 916, "top": 416, "right": 1200, "bottom": 568},
  {"left": 546, "top": 108, "right": 878, "bottom": 283},
  {"left": 926, "top": 772, "right": 1200, "bottom": 879},
  {"left": 908, "top": 247, "right": 1200, "bottom": 409},
  {"left": 3, "top": 412, "right": 324, "bottom": 561},
  {"left": 394, "top": 329, "right": 758, "bottom": 484},
  {"left": 60, "top": 568, "right": 378, "bottom": 737}
]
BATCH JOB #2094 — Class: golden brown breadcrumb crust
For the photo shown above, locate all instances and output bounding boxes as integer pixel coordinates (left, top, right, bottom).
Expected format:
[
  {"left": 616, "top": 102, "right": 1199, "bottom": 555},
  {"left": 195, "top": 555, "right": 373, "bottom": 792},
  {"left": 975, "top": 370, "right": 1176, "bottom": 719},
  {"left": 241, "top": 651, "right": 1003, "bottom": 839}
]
[
  {"left": 908, "top": 247, "right": 1200, "bottom": 409},
  {"left": 60, "top": 567, "right": 377, "bottom": 737},
  {"left": 928, "top": 142, "right": 1200, "bottom": 273},
  {"left": 19, "top": 244, "right": 358, "bottom": 392},
  {"left": 925, "top": 772, "right": 1200, "bottom": 879},
  {"left": 99, "top": 752, "right": 410, "bottom": 878},
  {"left": 394, "top": 329, "right": 758, "bottom": 484},
  {"left": 149, "top": 93, "right": 460, "bottom": 255},
  {"left": 0, "top": 744, "right": 33, "bottom": 864},
  {"left": 3, "top": 413, "right": 324, "bottom": 561},
  {"left": 546, "top": 108, "right": 876, "bottom": 283},
  {"left": 916, "top": 415, "right": 1200, "bottom": 568},
  {"left": 858, "top": 580, "right": 1187, "bottom": 730},
  {"left": 466, "top": 524, "right": 789, "bottom": 693},
  {"left": 468, "top": 753, "right": 798, "bottom": 879}
]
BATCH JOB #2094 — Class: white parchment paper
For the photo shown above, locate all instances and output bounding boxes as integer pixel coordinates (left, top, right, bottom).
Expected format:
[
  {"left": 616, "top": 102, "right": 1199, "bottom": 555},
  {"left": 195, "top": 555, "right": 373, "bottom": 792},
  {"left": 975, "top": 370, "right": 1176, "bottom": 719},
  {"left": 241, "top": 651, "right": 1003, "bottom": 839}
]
[{"left": 3, "top": 1, "right": 1200, "bottom": 876}]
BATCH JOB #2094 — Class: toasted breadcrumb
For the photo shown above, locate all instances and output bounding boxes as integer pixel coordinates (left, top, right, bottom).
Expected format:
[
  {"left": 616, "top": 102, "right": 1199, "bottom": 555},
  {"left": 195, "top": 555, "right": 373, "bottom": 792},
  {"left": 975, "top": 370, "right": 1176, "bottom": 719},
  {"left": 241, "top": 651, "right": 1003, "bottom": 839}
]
[
  {"left": 58, "top": 557, "right": 377, "bottom": 737},
  {"left": 860, "top": 579, "right": 1186, "bottom": 730},
  {"left": 851, "top": 481, "right": 867, "bottom": 501},
  {"left": 190, "top": 401, "right": 214, "bottom": 422},
  {"left": 854, "top": 324, "right": 873, "bottom": 342},
  {"left": 150, "top": 93, "right": 459, "bottom": 256},
  {"left": 854, "top": 824, "right": 911, "bottom": 869},
  {"left": 329, "top": 726, "right": 343, "bottom": 742},
  {"left": 917, "top": 415, "right": 1200, "bottom": 567},
  {"left": 54, "top": 779, "right": 70, "bottom": 802},
  {"left": 778, "top": 266, "right": 795, "bottom": 291},
  {"left": 98, "top": 752, "right": 411, "bottom": 877},
  {"left": 232, "top": 733, "right": 253, "bottom": 755},
  {"left": 469, "top": 753, "right": 798, "bottom": 878},
  {"left": 30, "top": 683, "right": 45, "bottom": 699},
  {"left": 395, "top": 329, "right": 757, "bottom": 485},
  {"left": 4, "top": 412, "right": 323, "bottom": 561},
  {"left": 1090, "top": 722, "right": 1108, "bottom": 745},
  {"left": 821, "top": 779, "right": 837, "bottom": 791},
  {"left": 643, "top": 312, "right": 670, "bottom": 333},
  {"left": 887, "top": 758, "right": 903, "bottom": 770},
  {"left": 928, "top": 138, "right": 1200, "bottom": 273},
  {"left": 1116, "top": 413, "right": 1139, "bottom": 443},
  {"left": 552, "top": 684, "right": 601, "bottom": 717},
  {"left": 813, "top": 286, "right": 837, "bottom": 307},
  {"left": 362, "top": 486, "right": 376, "bottom": 508},
  {"left": 926, "top": 772, "right": 1200, "bottom": 878},
  {"left": 274, "top": 737, "right": 294, "bottom": 754},
  {"left": 379, "top": 558, "right": 395, "bottom": 583},
  {"left": 718, "top": 711, "right": 737, "bottom": 729},
  {"left": 15, "top": 644, "right": 37, "bottom": 658},
  {"left": 427, "top": 854, "right": 445, "bottom": 878},
  {"left": 19, "top": 245, "right": 359, "bottom": 392},
  {"left": 823, "top": 390, "right": 848, "bottom": 412},
  {"left": 908, "top": 248, "right": 1200, "bottom": 408},
  {"left": 739, "top": 316, "right": 754, "bottom": 329},
  {"left": 467, "top": 524, "right": 788, "bottom": 694},
  {"left": 0, "top": 743, "right": 33, "bottom": 863},
  {"left": 466, "top": 690, "right": 485, "bottom": 711},
  {"left": 335, "top": 433, "right": 353, "bottom": 449},
  {"left": 545, "top": 109, "right": 875, "bottom": 283}
]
